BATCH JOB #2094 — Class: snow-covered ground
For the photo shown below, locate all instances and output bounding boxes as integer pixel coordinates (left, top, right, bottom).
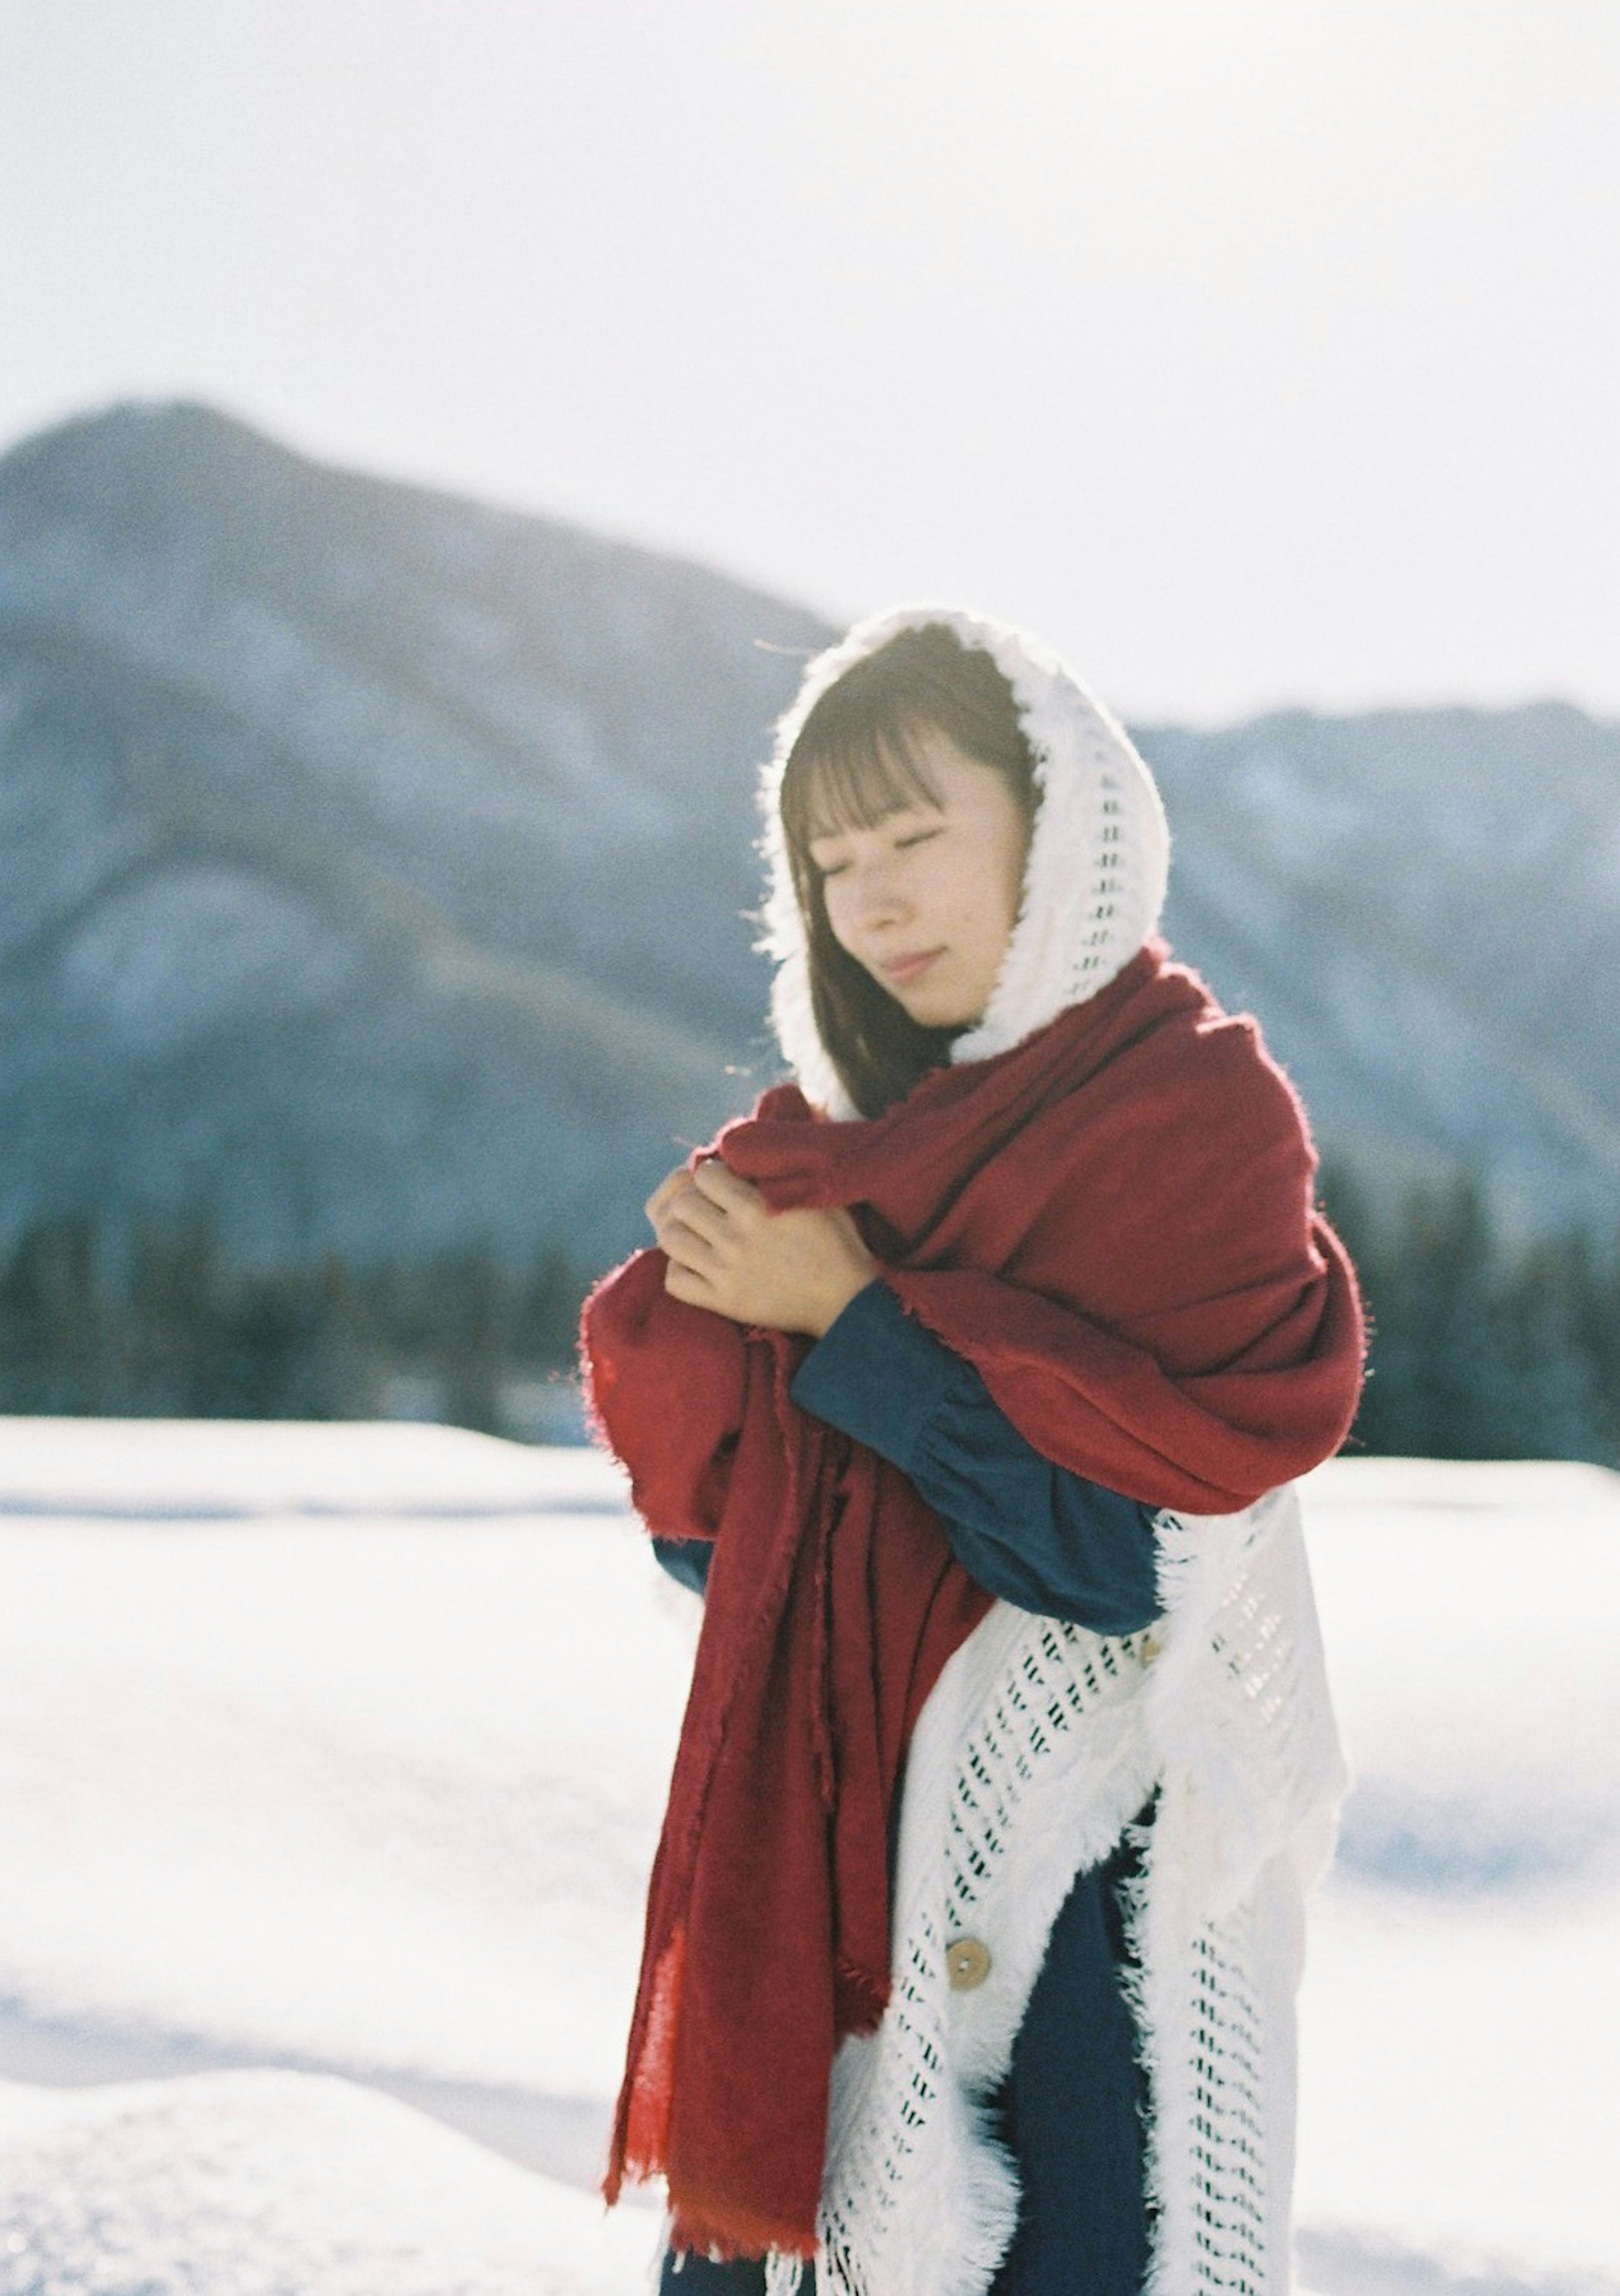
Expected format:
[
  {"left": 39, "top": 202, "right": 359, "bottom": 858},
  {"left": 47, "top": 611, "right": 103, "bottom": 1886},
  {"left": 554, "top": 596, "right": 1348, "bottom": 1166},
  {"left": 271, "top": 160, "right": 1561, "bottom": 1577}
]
[{"left": 0, "top": 1418, "right": 1615, "bottom": 2295}]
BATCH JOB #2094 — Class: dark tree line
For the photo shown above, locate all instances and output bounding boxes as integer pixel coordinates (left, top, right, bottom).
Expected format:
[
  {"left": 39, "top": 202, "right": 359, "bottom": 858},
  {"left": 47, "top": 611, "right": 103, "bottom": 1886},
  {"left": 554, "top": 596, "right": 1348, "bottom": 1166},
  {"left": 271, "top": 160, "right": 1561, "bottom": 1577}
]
[
  {"left": 1319, "top": 1166, "right": 1619, "bottom": 1466},
  {"left": 0, "top": 1213, "right": 589, "bottom": 1437},
  {"left": 0, "top": 1183, "right": 1616, "bottom": 1461}
]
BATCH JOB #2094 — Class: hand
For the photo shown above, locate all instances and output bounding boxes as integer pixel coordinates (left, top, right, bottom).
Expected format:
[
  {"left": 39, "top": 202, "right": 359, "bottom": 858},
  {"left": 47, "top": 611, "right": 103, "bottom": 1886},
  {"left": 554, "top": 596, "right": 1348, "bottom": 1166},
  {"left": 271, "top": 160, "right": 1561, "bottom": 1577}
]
[{"left": 645, "top": 1159, "right": 878, "bottom": 1337}]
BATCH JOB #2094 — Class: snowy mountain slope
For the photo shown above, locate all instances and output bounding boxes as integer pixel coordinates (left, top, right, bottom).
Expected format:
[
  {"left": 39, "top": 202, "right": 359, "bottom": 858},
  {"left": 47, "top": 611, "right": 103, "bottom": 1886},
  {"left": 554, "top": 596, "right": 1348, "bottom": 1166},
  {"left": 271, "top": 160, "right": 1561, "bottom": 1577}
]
[
  {"left": 1145, "top": 711, "right": 1620, "bottom": 1223},
  {"left": 0, "top": 1421, "right": 1615, "bottom": 2293},
  {"left": 0, "top": 402, "right": 829, "bottom": 1269},
  {"left": 3, "top": 402, "right": 1617, "bottom": 1277}
]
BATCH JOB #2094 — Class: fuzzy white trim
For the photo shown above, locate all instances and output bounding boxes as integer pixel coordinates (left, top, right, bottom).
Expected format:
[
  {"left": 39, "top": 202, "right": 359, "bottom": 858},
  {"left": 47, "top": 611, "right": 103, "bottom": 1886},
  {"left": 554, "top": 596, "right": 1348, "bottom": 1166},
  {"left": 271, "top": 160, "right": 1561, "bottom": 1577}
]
[
  {"left": 805, "top": 1603, "right": 1161, "bottom": 2296},
  {"left": 796, "top": 1488, "right": 1346, "bottom": 2296},
  {"left": 1127, "top": 1486, "right": 1347, "bottom": 2296},
  {"left": 751, "top": 607, "right": 1337, "bottom": 2295},
  {"left": 759, "top": 603, "right": 1171, "bottom": 1117}
]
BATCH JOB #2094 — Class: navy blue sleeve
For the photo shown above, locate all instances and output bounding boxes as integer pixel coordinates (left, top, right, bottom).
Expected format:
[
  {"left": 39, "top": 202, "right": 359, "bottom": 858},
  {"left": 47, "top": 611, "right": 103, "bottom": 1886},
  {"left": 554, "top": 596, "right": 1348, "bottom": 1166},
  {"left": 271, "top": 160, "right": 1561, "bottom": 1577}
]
[
  {"left": 789, "top": 1280, "right": 1162, "bottom": 1635},
  {"left": 652, "top": 1535, "right": 713, "bottom": 1596}
]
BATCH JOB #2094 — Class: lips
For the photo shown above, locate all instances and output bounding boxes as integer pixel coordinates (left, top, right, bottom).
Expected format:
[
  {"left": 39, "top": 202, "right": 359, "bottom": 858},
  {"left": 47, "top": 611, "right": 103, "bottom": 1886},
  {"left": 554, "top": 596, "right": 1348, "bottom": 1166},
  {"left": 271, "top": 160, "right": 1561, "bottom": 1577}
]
[{"left": 881, "top": 948, "right": 944, "bottom": 988}]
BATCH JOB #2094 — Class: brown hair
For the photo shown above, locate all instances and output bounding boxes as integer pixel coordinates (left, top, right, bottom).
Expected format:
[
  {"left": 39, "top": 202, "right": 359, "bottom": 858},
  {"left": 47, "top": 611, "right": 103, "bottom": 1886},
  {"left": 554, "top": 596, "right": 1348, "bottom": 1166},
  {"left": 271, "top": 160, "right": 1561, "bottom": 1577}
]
[{"left": 777, "top": 624, "right": 1039, "bottom": 1117}]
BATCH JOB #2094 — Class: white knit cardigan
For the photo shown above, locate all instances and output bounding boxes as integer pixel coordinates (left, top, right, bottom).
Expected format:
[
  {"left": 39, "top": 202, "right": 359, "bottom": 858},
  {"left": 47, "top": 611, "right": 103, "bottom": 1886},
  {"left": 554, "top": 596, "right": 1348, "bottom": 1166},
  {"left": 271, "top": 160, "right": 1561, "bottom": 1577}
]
[{"left": 747, "top": 606, "right": 1348, "bottom": 2296}]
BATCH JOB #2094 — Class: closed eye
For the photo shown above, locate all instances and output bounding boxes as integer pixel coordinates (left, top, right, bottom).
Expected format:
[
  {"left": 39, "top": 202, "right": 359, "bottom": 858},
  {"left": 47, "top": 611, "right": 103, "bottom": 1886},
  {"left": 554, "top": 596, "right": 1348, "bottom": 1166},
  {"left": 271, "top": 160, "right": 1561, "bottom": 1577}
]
[{"left": 808, "top": 816, "right": 942, "bottom": 877}]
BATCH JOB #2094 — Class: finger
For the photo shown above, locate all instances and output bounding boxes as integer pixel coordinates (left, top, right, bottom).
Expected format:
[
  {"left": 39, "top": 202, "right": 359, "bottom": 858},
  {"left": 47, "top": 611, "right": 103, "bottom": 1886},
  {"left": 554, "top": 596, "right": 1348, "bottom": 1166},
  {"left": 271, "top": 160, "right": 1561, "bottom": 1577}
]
[
  {"left": 664, "top": 1258, "right": 718, "bottom": 1307},
  {"left": 660, "top": 1202, "right": 728, "bottom": 1269},
  {"left": 650, "top": 1183, "right": 718, "bottom": 1243},
  {"left": 663, "top": 1188, "right": 732, "bottom": 1245},
  {"left": 645, "top": 1168, "right": 696, "bottom": 1226},
  {"left": 690, "top": 1159, "right": 764, "bottom": 1217}
]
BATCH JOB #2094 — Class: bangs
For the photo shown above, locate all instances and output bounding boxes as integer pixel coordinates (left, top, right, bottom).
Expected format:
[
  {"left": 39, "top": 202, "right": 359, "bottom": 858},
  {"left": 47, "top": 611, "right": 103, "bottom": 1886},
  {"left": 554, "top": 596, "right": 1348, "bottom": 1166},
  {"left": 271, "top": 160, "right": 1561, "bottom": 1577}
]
[
  {"left": 782, "top": 718, "right": 946, "bottom": 852},
  {"left": 771, "top": 621, "right": 1038, "bottom": 1115}
]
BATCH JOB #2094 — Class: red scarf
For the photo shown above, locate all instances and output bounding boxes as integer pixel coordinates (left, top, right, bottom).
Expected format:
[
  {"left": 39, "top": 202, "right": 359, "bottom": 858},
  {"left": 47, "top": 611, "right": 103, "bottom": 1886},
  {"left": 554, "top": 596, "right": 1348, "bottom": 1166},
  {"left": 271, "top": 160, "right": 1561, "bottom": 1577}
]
[{"left": 580, "top": 944, "right": 1364, "bottom": 2261}]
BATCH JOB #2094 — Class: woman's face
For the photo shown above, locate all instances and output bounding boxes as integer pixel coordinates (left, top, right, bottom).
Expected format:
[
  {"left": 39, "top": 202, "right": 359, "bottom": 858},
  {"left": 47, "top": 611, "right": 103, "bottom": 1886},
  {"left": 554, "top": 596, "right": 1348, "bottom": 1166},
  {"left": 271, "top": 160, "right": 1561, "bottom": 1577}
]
[{"left": 805, "top": 726, "right": 1031, "bottom": 1031}]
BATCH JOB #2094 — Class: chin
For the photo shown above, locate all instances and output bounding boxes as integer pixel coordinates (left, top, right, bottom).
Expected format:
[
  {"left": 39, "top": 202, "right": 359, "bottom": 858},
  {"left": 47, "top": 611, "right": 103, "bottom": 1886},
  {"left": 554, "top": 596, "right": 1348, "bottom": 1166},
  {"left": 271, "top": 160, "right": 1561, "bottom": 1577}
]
[{"left": 896, "top": 991, "right": 982, "bottom": 1032}]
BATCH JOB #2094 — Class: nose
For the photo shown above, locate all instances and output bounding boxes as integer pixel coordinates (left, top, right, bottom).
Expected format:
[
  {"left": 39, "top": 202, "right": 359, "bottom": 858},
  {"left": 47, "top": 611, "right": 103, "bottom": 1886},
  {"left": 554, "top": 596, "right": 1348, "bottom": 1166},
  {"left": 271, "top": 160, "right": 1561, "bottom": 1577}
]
[{"left": 840, "top": 854, "right": 909, "bottom": 934}]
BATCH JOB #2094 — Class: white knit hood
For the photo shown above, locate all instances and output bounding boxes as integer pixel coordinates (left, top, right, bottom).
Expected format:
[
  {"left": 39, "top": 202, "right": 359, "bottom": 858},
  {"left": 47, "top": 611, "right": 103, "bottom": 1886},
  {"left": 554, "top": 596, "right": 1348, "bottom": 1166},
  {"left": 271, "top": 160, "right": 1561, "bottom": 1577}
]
[{"left": 760, "top": 603, "right": 1172, "bottom": 1118}]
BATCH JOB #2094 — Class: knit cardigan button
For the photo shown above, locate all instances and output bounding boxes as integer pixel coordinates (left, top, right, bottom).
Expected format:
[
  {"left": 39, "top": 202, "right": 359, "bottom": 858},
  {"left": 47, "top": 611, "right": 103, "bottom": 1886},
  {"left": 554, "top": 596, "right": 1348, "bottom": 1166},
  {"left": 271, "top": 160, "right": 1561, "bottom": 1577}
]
[{"left": 945, "top": 1936, "right": 992, "bottom": 1991}]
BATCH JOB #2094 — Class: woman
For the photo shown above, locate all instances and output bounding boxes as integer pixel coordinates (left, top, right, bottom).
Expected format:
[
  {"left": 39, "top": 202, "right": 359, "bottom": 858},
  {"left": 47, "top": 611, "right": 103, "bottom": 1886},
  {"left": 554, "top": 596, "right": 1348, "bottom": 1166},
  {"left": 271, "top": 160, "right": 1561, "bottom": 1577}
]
[{"left": 582, "top": 606, "right": 1364, "bottom": 2296}]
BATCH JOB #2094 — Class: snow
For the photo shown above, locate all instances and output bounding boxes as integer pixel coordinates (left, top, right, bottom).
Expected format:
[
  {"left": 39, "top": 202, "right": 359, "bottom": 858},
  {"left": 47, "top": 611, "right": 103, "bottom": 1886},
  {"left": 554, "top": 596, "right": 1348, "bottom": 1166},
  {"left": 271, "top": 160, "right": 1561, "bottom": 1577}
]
[
  {"left": 1292, "top": 1458, "right": 1620, "bottom": 2290},
  {"left": 0, "top": 1419, "right": 1615, "bottom": 2294},
  {"left": 0, "top": 2068, "right": 662, "bottom": 2296}
]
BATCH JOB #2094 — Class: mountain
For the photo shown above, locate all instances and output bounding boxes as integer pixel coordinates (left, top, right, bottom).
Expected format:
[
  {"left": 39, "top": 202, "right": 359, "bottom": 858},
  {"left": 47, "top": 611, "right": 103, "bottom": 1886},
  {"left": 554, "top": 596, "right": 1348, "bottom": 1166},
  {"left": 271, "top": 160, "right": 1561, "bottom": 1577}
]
[
  {"left": 1146, "top": 706, "right": 1620, "bottom": 1228},
  {"left": 0, "top": 402, "right": 828, "bottom": 1271},
  {"left": 1, "top": 400, "right": 1615, "bottom": 1275}
]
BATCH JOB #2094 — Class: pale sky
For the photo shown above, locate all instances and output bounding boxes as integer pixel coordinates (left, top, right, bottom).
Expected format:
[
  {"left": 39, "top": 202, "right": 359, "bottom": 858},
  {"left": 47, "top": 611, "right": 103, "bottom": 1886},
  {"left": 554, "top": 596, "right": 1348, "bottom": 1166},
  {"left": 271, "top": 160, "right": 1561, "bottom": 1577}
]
[{"left": 3, "top": 0, "right": 1617, "bottom": 722}]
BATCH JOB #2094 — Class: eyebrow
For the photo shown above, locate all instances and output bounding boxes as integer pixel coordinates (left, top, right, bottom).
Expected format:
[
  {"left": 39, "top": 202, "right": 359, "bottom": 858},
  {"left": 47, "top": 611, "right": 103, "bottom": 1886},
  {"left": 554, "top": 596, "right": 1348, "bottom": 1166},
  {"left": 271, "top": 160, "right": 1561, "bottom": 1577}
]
[{"left": 806, "top": 798, "right": 933, "bottom": 845}]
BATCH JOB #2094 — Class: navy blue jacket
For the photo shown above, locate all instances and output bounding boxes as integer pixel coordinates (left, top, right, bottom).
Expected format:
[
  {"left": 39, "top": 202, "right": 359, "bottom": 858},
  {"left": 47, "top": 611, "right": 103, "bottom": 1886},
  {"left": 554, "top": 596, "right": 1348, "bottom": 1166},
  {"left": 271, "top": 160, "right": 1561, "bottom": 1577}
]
[{"left": 654, "top": 1280, "right": 1158, "bottom": 2296}]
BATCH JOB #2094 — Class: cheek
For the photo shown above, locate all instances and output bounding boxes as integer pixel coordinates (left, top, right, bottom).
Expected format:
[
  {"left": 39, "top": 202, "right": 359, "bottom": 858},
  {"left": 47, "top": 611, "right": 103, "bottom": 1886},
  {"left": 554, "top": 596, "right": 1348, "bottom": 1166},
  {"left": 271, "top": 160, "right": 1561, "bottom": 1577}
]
[
  {"left": 949, "top": 849, "right": 1018, "bottom": 941},
  {"left": 820, "top": 881, "right": 858, "bottom": 952}
]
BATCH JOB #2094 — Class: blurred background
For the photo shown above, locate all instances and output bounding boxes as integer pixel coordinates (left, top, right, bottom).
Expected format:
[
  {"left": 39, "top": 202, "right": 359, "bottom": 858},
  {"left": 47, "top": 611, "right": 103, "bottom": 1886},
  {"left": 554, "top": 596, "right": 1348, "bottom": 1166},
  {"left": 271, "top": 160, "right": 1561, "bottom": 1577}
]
[
  {"left": 1, "top": 0, "right": 1617, "bottom": 1457},
  {"left": 4, "top": 14, "right": 1620, "bottom": 2294}
]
